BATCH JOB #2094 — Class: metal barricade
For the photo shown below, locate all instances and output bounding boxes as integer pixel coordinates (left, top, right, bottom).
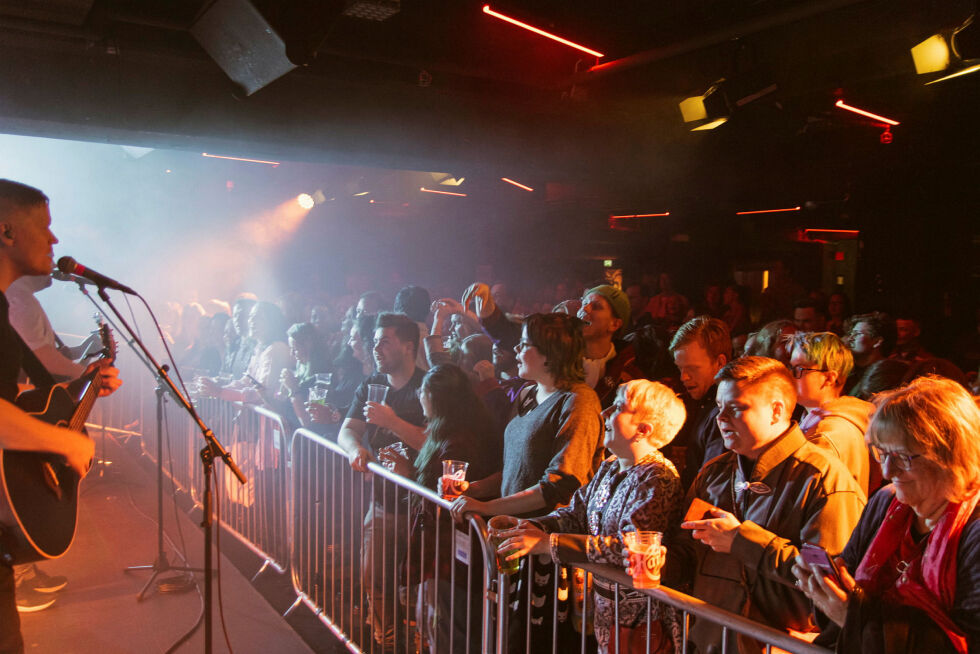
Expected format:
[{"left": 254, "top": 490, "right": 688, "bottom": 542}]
[
  {"left": 493, "top": 558, "right": 832, "bottom": 654},
  {"left": 288, "top": 428, "right": 498, "bottom": 654}
]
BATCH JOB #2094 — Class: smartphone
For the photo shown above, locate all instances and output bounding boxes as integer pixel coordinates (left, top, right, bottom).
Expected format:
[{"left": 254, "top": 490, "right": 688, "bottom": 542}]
[
  {"left": 799, "top": 543, "right": 844, "bottom": 587},
  {"left": 683, "top": 497, "right": 718, "bottom": 522}
]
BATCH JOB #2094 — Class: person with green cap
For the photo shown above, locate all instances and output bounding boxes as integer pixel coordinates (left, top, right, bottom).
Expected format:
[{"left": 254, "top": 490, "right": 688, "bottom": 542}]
[{"left": 577, "top": 284, "right": 645, "bottom": 408}]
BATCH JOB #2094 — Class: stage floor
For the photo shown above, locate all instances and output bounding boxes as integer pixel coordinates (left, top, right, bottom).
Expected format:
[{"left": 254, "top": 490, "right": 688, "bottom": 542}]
[{"left": 18, "top": 432, "right": 318, "bottom": 653}]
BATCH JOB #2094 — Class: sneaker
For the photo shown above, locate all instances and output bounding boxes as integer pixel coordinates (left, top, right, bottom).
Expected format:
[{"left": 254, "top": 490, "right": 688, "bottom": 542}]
[
  {"left": 20, "top": 566, "right": 68, "bottom": 594},
  {"left": 16, "top": 588, "right": 57, "bottom": 613}
]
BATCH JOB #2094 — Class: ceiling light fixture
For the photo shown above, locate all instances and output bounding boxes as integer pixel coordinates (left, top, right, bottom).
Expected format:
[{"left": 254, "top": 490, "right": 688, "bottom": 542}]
[
  {"left": 501, "top": 177, "right": 534, "bottom": 192},
  {"left": 202, "top": 152, "right": 281, "bottom": 166},
  {"left": 482, "top": 5, "right": 604, "bottom": 58},
  {"left": 735, "top": 206, "right": 801, "bottom": 215},
  {"left": 609, "top": 212, "right": 670, "bottom": 218},
  {"left": 834, "top": 100, "right": 900, "bottom": 126},
  {"left": 420, "top": 187, "right": 467, "bottom": 197},
  {"left": 913, "top": 14, "right": 980, "bottom": 84}
]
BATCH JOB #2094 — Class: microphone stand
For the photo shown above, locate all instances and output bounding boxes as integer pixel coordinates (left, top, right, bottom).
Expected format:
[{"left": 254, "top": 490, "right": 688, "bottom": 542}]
[{"left": 95, "top": 286, "right": 246, "bottom": 654}]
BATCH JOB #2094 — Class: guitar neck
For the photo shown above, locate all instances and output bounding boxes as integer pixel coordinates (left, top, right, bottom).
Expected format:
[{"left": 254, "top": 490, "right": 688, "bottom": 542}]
[{"left": 68, "top": 374, "right": 103, "bottom": 432}]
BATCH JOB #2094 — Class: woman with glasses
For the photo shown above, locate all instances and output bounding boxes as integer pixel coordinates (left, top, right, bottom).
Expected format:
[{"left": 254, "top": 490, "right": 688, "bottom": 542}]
[
  {"left": 449, "top": 312, "right": 604, "bottom": 650},
  {"left": 793, "top": 375, "right": 980, "bottom": 653}
]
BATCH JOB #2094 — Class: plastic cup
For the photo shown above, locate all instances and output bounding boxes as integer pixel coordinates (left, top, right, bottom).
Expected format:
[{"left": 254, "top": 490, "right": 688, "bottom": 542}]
[
  {"left": 315, "top": 373, "right": 333, "bottom": 386},
  {"left": 308, "top": 386, "right": 328, "bottom": 405},
  {"left": 440, "top": 460, "right": 469, "bottom": 500},
  {"left": 488, "top": 516, "right": 521, "bottom": 576},
  {"left": 367, "top": 383, "right": 389, "bottom": 404},
  {"left": 622, "top": 531, "right": 663, "bottom": 589}
]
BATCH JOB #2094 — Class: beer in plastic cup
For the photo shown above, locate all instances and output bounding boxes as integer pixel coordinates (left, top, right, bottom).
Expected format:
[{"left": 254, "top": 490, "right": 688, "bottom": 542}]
[
  {"left": 622, "top": 530, "right": 663, "bottom": 589},
  {"left": 308, "top": 386, "right": 328, "bottom": 405},
  {"left": 440, "top": 460, "right": 469, "bottom": 500},
  {"left": 488, "top": 516, "right": 521, "bottom": 575},
  {"left": 367, "top": 383, "right": 389, "bottom": 404}
]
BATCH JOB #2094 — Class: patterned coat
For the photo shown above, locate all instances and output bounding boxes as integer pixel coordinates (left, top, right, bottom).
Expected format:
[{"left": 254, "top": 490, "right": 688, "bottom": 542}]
[{"left": 535, "top": 451, "right": 683, "bottom": 653}]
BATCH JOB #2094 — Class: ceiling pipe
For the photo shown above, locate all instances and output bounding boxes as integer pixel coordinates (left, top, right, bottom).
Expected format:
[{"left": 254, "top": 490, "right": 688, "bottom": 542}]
[{"left": 573, "top": 0, "right": 874, "bottom": 84}]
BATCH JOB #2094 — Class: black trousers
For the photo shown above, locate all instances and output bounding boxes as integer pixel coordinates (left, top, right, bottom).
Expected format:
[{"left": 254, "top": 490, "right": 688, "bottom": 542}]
[{"left": 0, "top": 563, "right": 23, "bottom": 654}]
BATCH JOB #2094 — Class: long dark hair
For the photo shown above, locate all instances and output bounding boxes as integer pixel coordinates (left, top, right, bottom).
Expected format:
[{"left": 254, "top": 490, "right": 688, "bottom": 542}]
[{"left": 413, "top": 364, "right": 495, "bottom": 490}]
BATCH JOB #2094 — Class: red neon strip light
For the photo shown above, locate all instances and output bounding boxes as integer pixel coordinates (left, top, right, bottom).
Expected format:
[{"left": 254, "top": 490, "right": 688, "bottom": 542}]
[
  {"left": 202, "top": 152, "right": 281, "bottom": 166},
  {"left": 482, "top": 5, "right": 604, "bottom": 58},
  {"left": 834, "top": 100, "right": 900, "bottom": 126},
  {"left": 736, "top": 206, "right": 801, "bottom": 215},
  {"left": 804, "top": 229, "right": 859, "bottom": 235},
  {"left": 420, "top": 187, "right": 468, "bottom": 197},
  {"left": 501, "top": 177, "right": 534, "bottom": 192},
  {"left": 610, "top": 212, "right": 670, "bottom": 219}
]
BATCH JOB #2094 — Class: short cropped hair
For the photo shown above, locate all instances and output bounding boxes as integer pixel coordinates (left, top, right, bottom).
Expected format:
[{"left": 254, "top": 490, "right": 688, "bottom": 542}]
[
  {"left": 525, "top": 312, "right": 586, "bottom": 389},
  {"left": 793, "top": 297, "right": 827, "bottom": 317},
  {"left": 376, "top": 312, "right": 420, "bottom": 357},
  {"left": 0, "top": 179, "right": 48, "bottom": 220},
  {"left": 867, "top": 376, "right": 980, "bottom": 501},
  {"left": 790, "top": 331, "right": 854, "bottom": 385},
  {"left": 843, "top": 312, "right": 897, "bottom": 356},
  {"left": 619, "top": 380, "right": 686, "bottom": 449},
  {"left": 670, "top": 316, "right": 733, "bottom": 361},
  {"left": 715, "top": 355, "right": 797, "bottom": 406},
  {"left": 393, "top": 285, "right": 431, "bottom": 323}
]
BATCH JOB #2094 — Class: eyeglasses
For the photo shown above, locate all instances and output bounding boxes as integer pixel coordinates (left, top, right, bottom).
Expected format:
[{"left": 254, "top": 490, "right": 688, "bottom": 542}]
[
  {"left": 847, "top": 330, "right": 874, "bottom": 339},
  {"left": 870, "top": 445, "right": 922, "bottom": 471},
  {"left": 790, "top": 365, "right": 826, "bottom": 379},
  {"left": 514, "top": 340, "right": 534, "bottom": 353}
]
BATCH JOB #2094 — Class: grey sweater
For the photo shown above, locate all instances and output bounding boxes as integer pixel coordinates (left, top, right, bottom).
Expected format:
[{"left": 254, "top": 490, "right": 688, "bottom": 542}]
[{"left": 500, "top": 382, "right": 604, "bottom": 515}]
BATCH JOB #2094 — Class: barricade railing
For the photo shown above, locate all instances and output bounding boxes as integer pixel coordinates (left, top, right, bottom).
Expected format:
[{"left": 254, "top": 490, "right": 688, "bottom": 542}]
[
  {"left": 87, "top": 377, "right": 836, "bottom": 654},
  {"left": 288, "top": 427, "right": 498, "bottom": 654},
  {"left": 492, "top": 557, "right": 832, "bottom": 654}
]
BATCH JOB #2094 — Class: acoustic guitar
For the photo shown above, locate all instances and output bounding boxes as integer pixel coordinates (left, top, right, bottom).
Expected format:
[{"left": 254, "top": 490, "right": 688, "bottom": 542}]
[{"left": 0, "top": 323, "right": 115, "bottom": 564}]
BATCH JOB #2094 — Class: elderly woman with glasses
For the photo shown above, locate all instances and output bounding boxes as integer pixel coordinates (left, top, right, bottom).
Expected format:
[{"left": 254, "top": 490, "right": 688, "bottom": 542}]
[{"left": 793, "top": 375, "right": 980, "bottom": 654}]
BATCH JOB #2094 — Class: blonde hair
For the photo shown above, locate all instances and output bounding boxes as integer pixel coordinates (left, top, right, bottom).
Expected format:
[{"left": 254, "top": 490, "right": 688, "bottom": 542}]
[
  {"left": 791, "top": 331, "right": 853, "bottom": 385},
  {"left": 620, "top": 380, "right": 686, "bottom": 449},
  {"left": 868, "top": 375, "right": 980, "bottom": 502}
]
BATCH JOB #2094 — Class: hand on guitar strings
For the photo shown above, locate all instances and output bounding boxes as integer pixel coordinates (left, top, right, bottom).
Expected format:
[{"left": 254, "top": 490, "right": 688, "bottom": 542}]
[{"left": 84, "top": 360, "right": 123, "bottom": 397}]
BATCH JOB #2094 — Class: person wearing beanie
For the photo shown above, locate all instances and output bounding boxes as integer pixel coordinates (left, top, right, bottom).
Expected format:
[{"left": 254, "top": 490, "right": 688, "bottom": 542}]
[{"left": 578, "top": 285, "right": 645, "bottom": 408}]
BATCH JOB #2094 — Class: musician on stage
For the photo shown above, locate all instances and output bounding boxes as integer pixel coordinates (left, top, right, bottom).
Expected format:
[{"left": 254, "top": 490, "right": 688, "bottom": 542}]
[{"left": 0, "top": 179, "right": 121, "bottom": 654}]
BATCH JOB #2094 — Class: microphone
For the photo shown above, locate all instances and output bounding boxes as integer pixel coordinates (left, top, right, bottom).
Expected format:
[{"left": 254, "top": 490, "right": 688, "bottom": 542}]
[
  {"left": 56, "top": 256, "right": 137, "bottom": 295},
  {"left": 51, "top": 270, "right": 97, "bottom": 287}
]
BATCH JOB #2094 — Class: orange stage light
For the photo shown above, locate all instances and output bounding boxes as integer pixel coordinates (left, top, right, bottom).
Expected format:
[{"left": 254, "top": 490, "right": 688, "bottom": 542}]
[
  {"left": 482, "top": 5, "right": 604, "bottom": 58},
  {"left": 501, "top": 177, "right": 534, "bottom": 192},
  {"left": 420, "top": 187, "right": 467, "bottom": 197},
  {"left": 834, "top": 100, "right": 900, "bottom": 126},
  {"left": 735, "top": 206, "right": 801, "bottom": 215}
]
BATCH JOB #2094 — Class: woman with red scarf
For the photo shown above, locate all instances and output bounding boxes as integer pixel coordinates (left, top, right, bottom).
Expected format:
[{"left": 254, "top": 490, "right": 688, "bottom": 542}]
[{"left": 792, "top": 375, "right": 980, "bottom": 653}]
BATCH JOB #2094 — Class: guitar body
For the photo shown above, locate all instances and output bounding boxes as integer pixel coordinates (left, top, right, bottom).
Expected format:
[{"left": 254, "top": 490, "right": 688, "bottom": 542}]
[{"left": 0, "top": 385, "right": 84, "bottom": 563}]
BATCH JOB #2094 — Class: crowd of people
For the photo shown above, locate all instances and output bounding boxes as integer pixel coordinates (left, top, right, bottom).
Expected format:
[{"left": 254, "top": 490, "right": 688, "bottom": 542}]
[
  {"left": 175, "top": 274, "right": 980, "bottom": 654},
  {"left": 2, "top": 175, "right": 978, "bottom": 654}
]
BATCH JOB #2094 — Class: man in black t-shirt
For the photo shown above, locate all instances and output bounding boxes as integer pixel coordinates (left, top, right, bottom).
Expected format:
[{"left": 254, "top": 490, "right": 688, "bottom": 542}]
[
  {"left": 0, "top": 179, "right": 121, "bottom": 653},
  {"left": 337, "top": 312, "right": 425, "bottom": 649}
]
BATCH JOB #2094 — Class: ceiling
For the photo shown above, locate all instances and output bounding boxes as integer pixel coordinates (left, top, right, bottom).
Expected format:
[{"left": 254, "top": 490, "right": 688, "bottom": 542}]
[{"left": 0, "top": 0, "right": 977, "bottom": 208}]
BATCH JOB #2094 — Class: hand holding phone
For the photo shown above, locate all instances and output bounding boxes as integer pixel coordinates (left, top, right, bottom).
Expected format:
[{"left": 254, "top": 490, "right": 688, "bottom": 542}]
[
  {"left": 799, "top": 543, "right": 844, "bottom": 587},
  {"left": 683, "top": 497, "right": 718, "bottom": 523}
]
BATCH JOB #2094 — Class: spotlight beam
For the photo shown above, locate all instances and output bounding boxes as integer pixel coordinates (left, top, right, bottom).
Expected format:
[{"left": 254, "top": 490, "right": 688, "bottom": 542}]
[
  {"left": 736, "top": 206, "right": 801, "bottom": 215},
  {"left": 202, "top": 152, "right": 281, "bottom": 166}
]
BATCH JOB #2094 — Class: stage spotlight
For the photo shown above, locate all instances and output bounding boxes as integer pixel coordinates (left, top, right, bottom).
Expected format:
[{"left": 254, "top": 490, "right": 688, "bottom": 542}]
[
  {"left": 913, "top": 14, "right": 980, "bottom": 84},
  {"left": 297, "top": 193, "right": 315, "bottom": 209},
  {"left": 680, "top": 82, "right": 729, "bottom": 130}
]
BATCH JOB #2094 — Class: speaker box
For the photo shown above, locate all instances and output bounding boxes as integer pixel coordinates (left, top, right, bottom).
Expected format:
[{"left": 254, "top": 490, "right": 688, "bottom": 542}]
[{"left": 191, "top": 0, "right": 344, "bottom": 96}]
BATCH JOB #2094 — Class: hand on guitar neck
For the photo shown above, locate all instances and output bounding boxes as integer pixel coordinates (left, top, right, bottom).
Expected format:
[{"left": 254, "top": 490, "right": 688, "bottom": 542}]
[{"left": 83, "top": 358, "right": 122, "bottom": 397}]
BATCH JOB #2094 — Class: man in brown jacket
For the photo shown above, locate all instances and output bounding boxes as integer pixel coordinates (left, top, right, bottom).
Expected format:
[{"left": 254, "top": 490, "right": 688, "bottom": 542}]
[{"left": 663, "top": 356, "right": 867, "bottom": 653}]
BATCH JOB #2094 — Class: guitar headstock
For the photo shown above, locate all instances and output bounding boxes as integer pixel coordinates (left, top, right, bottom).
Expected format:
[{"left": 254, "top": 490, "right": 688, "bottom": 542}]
[{"left": 95, "top": 317, "right": 116, "bottom": 364}]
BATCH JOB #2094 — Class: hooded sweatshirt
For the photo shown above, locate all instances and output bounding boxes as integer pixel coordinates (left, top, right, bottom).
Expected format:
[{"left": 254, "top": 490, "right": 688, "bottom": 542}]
[{"left": 799, "top": 395, "right": 875, "bottom": 495}]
